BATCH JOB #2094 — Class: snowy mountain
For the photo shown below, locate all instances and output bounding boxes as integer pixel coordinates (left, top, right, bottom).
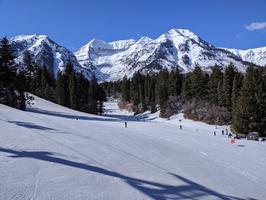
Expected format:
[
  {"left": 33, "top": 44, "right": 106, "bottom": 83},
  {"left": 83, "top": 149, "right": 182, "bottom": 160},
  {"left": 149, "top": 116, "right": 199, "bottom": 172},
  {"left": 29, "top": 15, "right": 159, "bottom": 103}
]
[
  {"left": 225, "top": 47, "right": 266, "bottom": 67},
  {"left": 10, "top": 35, "right": 92, "bottom": 77},
  {"left": 75, "top": 29, "right": 251, "bottom": 81},
  {"left": 9, "top": 30, "right": 265, "bottom": 82}
]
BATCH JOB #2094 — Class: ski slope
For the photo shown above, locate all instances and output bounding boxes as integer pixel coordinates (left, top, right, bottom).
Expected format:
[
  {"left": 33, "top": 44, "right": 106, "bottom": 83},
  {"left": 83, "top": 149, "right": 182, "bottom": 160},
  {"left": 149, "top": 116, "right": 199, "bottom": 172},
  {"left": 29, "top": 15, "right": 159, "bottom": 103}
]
[{"left": 0, "top": 96, "right": 265, "bottom": 200}]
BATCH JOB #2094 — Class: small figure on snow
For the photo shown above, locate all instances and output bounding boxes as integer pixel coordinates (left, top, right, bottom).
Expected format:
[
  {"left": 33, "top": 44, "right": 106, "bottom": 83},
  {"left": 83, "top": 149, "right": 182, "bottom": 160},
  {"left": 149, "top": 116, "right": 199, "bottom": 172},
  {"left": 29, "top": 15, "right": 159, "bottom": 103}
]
[
  {"left": 225, "top": 128, "right": 228, "bottom": 135},
  {"left": 228, "top": 133, "right": 232, "bottom": 138},
  {"left": 222, "top": 130, "right": 224, "bottom": 135},
  {"left": 179, "top": 125, "right": 182, "bottom": 129},
  {"left": 214, "top": 131, "right": 216, "bottom": 136},
  {"left": 125, "top": 121, "right": 128, "bottom": 128}
]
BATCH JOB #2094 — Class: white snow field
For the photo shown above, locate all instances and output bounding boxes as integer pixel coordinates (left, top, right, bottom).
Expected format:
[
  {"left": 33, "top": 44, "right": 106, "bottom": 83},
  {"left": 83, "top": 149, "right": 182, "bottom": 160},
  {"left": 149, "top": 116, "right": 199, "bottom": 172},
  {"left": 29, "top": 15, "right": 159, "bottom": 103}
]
[{"left": 0, "top": 96, "right": 266, "bottom": 200}]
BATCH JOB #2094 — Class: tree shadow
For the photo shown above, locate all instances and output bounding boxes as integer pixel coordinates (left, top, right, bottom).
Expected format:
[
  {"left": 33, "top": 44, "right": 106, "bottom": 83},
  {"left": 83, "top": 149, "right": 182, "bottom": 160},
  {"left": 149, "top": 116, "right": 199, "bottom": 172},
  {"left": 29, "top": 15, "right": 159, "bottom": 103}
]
[
  {"left": 27, "top": 107, "right": 147, "bottom": 123},
  {"left": 7, "top": 120, "right": 57, "bottom": 131},
  {"left": 0, "top": 147, "right": 249, "bottom": 200},
  {"left": 26, "top": 108, "right": 120, "bottom": 122}
]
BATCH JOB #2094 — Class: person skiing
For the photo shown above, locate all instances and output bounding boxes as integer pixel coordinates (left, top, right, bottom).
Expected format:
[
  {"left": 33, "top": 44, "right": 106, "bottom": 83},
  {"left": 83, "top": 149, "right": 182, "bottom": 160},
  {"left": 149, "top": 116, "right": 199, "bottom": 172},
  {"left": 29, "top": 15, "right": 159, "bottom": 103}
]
[
  {"left": 228, "top": 133, "right": 232, "bottom": 138},
  {"left": 125, "top": 121, "right": 127, "bottom": 128},
  {"left": 214, "top": 131, "right": 216, "bottom": 136},
  {"left": 222, "top": 130, "right": 224, "bottom": 135},
  {"left": 179, "top": 125, "right": 182, "bottom": 129}
]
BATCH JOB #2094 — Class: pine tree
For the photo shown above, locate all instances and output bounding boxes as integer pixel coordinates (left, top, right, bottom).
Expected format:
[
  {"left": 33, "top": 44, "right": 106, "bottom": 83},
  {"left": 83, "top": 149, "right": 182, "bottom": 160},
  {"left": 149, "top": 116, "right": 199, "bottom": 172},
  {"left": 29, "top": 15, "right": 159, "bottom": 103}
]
[
  {"left": 231, "top": 72, "right": 243, "bottom": 111},
  {"left": 0, "top": 37, "right": 19, "bottom": 108},
  {"left": 121, "top": 76, "right": 130, "bottom": 102},
  {"left": 190, "top": 65, "right": 209, "bottom": 100},
  {"left": 130, "top": 72, "right": 141, "bottom": 107},
  {"left": 168, "top": 68, "right": 182, "bottom": 96},
  {"left": 181, "top": 73, "right": 193, "bottom": 98},
  {"left": 222, "top": 63, "right": 236, "bottom": 110},
  {"left": 56, "top": 71, "right": 68, "bottom": 106},
  {"left": 232, "top": 66, "right": 258, "bottom": 134},
  {"left": 23, "top": 51, "right": 37, "bottom": 91},
  {"left": 208, "top": 65, "right": 223, "bottom": 105},
  {"left": 69, "top": 71, "right": 78, "bottom": 109},
  {"left": 255, "top": 67, "right": 266, "bottom": 136},
  {"left": 88, "top": 73, "right": 98, "bottom": 114},
  {"left": 157, "top": 70, "right": 169, "bottom": 116}
]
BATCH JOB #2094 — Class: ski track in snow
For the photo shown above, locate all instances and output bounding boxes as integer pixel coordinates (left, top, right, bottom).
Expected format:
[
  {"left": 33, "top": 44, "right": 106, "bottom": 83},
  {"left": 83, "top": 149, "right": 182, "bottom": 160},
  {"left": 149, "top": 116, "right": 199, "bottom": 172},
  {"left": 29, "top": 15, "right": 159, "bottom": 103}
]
[{"left": 0, "top": 96, "right": 266, "bottom": 200}]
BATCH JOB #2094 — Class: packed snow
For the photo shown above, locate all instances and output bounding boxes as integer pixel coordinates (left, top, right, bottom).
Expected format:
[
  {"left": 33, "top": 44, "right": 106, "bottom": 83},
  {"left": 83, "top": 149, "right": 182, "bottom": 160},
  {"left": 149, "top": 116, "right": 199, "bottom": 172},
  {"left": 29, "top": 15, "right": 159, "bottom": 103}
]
[{"left": 0, "top": 96, "right": 266, "bottom": 200}]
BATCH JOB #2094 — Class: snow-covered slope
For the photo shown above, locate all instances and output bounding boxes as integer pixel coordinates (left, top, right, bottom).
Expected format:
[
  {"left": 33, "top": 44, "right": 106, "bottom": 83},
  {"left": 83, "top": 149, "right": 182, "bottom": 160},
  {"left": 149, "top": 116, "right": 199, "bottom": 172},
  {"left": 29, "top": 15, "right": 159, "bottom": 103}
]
[
  {"left": 11, "top": 35, "right": 92, "bottom": 77},
  {"left": 225, "top": 47, "right": 266, "bottom": 67},
  {"left": 0, "top": 97, "right": 266, "bottom": 199},
  {"left": 75, "top": 29, "right": 249, "bottom": 81}
]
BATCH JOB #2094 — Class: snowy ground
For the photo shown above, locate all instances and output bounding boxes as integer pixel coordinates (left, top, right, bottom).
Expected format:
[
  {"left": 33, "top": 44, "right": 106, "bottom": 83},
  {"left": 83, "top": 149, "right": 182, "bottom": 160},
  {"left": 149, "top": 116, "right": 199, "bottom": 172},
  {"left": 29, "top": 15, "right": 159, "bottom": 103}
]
[{"left": 0, "top": 96, "right": 265, "bottom": 200}]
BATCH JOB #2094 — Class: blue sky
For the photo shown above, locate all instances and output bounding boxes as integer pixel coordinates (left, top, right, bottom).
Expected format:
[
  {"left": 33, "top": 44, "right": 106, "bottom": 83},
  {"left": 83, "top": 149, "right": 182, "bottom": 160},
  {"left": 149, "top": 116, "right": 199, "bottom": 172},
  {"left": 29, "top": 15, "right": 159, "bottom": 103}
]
[{"left": 0, "top": 0, "right": 265, "bottom": 50}]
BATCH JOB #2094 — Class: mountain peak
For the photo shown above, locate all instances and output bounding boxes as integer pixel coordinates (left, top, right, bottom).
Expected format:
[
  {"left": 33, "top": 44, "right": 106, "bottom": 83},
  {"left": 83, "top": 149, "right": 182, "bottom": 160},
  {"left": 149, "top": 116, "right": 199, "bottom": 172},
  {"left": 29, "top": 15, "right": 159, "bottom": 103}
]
[
  {"left": 163, "top": 28, "right": 200, "bottom": 41},
  {"left": 12, "top": 34, "right": 49, "bottom": 42}
]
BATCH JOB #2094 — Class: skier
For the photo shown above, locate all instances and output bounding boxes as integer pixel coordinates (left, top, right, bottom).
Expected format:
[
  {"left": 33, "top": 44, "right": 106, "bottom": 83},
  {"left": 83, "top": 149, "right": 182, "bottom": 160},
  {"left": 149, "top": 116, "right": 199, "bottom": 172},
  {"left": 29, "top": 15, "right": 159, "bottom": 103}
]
[
  {"left": 214, "top": 131, "right": 216, "bottom": 136},
  {"left": 228, "top": 133, "right": 232, "bottom": 138},
  {"left": 179, "top": 125, "right": 182, "bottom": 129},
  {"left": 222, "top": 130, "right": 224, "bottom": 135},
  {"left": 125, "top": 121, "right": 127, "bottom": 128}
]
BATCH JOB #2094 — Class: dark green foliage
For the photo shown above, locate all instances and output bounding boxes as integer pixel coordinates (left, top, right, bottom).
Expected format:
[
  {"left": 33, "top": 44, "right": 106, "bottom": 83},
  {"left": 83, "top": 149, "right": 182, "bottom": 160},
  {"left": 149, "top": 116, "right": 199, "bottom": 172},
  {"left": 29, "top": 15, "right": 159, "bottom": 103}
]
[
  {"left": 105, "top": 64, "right": 265, "bottom": 136},
  {"left": 208, "top": 65, "right": 223, "bottom": 105},
  {"left": 222, "top": 63, "right": 236, "bottom": 109},
  {"left": 232, "top": 66, "right": 266, "bottom": 136},
  {"left": 190, "top": 66, "right": 209, "bottom": 99},
  {"left": 0, "top": 37, "right": 27, "bottom": 109},
  {"left": 121, "top": 76, "right": 130, "bottom": 102}
]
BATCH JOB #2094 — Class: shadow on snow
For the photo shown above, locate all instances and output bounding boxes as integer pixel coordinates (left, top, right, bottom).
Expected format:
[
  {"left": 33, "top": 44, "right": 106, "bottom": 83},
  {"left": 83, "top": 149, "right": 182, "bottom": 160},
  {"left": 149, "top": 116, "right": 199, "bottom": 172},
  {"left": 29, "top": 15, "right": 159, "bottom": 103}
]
[
  {"left": 0, "top": 147, "right": 250, "bottom": 200},
  {"left": 7, "top": 120, "right": 57, "bottom": 131},
  {"left": 26, "top": 107, "right": 153, "bottom": 123}
]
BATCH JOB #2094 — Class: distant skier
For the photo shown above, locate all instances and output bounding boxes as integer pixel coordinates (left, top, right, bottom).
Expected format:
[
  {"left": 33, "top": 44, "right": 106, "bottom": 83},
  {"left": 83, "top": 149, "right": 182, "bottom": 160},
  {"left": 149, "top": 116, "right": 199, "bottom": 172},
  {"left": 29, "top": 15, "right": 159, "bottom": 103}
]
[
  {"left": 222, "top": 130, "right": 224, "bottom": 135},
  {"left": 214, "top": 131, "right": 216, "bottom": 136},
  {"left": 228, "top": 133, "right": 232, "bottom": 138},
  {"left": 179, "top": 125, "right": 182, "bottom": 129},
  {"left": 125, "top": 121, "right": 127, "bottom": 128},
  {"left": 225, "top": 128, "right": 228, "bottom": 135}
]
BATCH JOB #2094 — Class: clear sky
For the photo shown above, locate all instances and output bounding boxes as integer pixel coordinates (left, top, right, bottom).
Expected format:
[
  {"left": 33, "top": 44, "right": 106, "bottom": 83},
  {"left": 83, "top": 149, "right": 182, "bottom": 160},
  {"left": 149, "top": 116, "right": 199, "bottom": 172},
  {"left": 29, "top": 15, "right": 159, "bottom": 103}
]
[{"left": 0, "top": 0, "right": 265, "bottom": 51}]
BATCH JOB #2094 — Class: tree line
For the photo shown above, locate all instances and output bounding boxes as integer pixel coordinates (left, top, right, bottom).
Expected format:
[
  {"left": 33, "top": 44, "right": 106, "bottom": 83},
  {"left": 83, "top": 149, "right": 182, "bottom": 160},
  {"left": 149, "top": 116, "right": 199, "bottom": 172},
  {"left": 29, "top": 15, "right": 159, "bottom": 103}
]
[
  {"left": 0, "top": 37, "right": 106, "bottom": 115},
  {"left": 102, "top": 64, "right": 266, "bottom": 136}
]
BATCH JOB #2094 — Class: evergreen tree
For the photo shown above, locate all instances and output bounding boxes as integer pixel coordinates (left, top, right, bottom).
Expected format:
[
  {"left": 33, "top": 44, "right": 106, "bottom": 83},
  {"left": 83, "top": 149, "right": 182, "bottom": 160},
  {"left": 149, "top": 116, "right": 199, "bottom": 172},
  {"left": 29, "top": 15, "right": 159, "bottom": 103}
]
[
  {"left": 255, "top": 68, "right": 266, "bottom": 136},
  {"left": 69, "top": 71, "right": 78, "bottom": 109},
  {"left": 231, "top": 72, "right": 243, "bottom": 111},
  {"left": 222, "top": 63, "right": 236, "bottom": 109},
  {"left": 168, "top": 68, "right": 183, "bottom": 96},
  {"left": 157, "top": 70, "right": 169, "bottom": 116},
  {"left": 88, "top": 73, "right": 98, "bottom": 114},
  {"left": 121, "top": 76, "right": 130, "bottom": 102},
  {"left": 23, "top": 51, "right": 37, "bottom": 91},
  {"left": 56, "top": 71, "right": 68, "bottom": 106},
  {"left": 208, "top": 65, "right": 223, "bottom": 105},
  {"left": 232, "top": 66, "right": 258, "bottom": 134},
  {"left": 0, "top": 37, "right": 20, "bottom": 108},
  {"left": 190, "top": 65, "right": 209, "bottom": 100}
]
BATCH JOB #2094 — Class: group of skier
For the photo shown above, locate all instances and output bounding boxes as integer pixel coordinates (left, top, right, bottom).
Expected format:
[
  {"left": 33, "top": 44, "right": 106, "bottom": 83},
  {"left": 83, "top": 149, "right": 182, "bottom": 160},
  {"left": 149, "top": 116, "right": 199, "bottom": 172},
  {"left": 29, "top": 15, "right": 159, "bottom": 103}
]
[{"left": 213, "top": 128, "right": 232, "bottom": 138}]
